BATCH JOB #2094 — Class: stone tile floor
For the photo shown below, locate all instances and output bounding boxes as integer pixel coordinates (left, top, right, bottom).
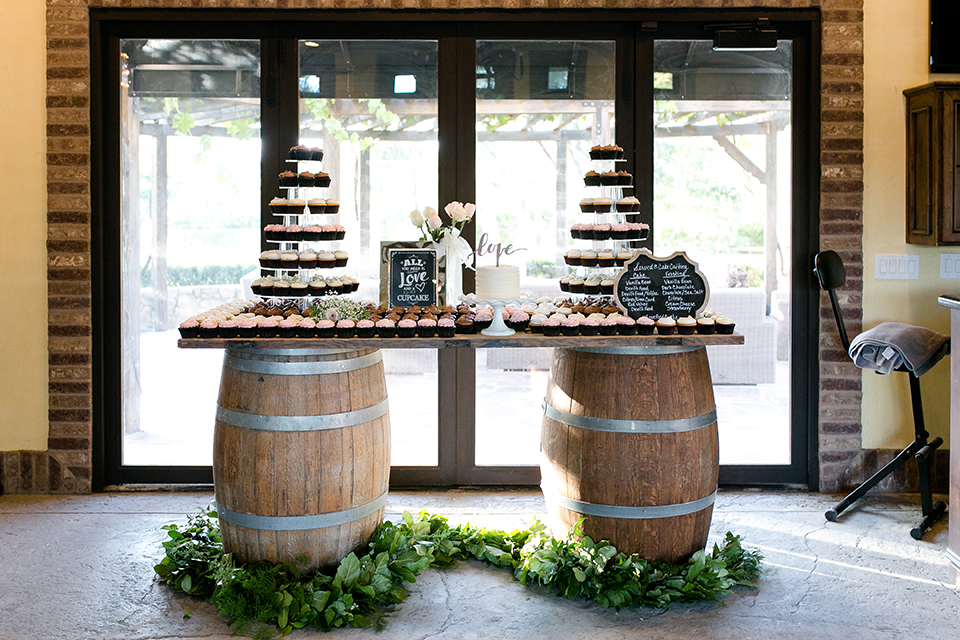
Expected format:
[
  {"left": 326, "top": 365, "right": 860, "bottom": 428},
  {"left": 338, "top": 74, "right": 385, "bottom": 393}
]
[{"left": 0, "top": 489, "right": 956, "bottom": 640}]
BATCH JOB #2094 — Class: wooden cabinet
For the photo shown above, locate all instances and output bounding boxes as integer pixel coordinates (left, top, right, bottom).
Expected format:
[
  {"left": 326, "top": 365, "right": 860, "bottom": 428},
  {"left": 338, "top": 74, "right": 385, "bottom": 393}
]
[{"left": 905, "top": 82, "right": 960, "bottom": 245}]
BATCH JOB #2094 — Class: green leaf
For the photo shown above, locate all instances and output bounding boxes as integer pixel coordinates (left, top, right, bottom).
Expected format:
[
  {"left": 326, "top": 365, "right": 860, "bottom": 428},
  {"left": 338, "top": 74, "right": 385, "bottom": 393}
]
[{"left": 179, "top": 574, "right": 192, "bottom": 593}]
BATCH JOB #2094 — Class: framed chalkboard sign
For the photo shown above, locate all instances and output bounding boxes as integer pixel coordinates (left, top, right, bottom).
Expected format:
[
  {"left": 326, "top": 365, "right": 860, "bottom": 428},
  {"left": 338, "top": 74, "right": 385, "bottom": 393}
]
[
  {"left": 614, "top": 250, "right": 709, "bottom": 319},
  {"left": 387, "top": 247, "right": 438, "bottom": 308}
]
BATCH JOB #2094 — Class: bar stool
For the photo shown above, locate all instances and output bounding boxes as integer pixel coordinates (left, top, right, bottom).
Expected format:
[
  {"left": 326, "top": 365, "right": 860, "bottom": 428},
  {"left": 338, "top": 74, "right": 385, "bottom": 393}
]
[{"left": 813, "top": 250, "right": 949, "bottom": 539}]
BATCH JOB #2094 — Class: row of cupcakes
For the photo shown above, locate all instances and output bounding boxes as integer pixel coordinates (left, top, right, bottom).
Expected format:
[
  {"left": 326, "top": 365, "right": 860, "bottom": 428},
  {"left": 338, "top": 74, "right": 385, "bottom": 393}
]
[
  {"left": 268, "top": 197, "right": 340, "bottom": 215},
  {"left": 589, "top": 144, "right": 625, "bottom": 160},
  {"left": 584, "top": 170, "right": 632, "bottom": 187},
  {"left": 578, "top": 196, "right": 640, "bottom": 213},
  {"left": 288, "top": 145, "right": 324, "bottom": 161},
  {"left": 570, "top": 222, "right": 649, "bottom": 240},
  {"left": 558, "top": 275, "right": 616, "bottom": 295},
  {"left": 251, "top": 275, "right": 359, "bottom": 297},
  {"left": 263, "top": 224, "right": 346, "bottom": 242},
  {"left": 563, "top": 248, "right": 641, "bottom": 267},
  {"left": 258, "top": 250, "right": 348, "bottom": 269},
  {"left": 180, "top": 315, "right": 464, "bottom": 340},
  {"left": 279, "top": 170, "right": 331, "bottom": 188}
]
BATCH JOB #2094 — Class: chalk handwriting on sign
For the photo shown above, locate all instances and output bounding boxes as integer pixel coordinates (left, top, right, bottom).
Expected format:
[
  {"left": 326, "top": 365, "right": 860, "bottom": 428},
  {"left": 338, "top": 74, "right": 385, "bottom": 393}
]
[
  {"left": 471, "top": 233, "right": 525, "bottom": 267},
  {"left": 614, "top": 250, "right": 709, "bottom": 320},
  {"left": 389, "top": 248, "right": 438, "bottom": 308}
]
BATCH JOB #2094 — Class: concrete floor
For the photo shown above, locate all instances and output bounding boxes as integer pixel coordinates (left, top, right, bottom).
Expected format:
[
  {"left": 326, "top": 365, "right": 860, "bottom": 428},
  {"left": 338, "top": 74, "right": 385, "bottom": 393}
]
[{"left": 0, "top": 490, "right": 957, "bottom": 640}]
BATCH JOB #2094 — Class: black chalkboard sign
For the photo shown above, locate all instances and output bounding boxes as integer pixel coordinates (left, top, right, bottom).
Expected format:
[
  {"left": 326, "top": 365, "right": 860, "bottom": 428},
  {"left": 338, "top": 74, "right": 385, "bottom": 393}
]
[
  {"left": 388, "top": 248, "right": 438, "bottom": 308},
  {"left": 614, "top": 250, "right": 709, "bottom": 319}
]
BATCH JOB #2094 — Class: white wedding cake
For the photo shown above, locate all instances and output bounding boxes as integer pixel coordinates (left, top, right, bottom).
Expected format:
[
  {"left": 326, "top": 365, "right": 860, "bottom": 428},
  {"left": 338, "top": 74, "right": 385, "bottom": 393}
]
[{"left": 475, "top": 265, "right": 520, "bottom": 300}]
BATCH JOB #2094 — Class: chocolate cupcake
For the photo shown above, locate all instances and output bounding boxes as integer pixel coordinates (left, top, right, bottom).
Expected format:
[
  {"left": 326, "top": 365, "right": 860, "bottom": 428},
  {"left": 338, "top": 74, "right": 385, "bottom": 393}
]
[
  {"left": 308, "top": 280, "right": 327, "bottom": 297},
  {"left": 238, "top": 318, "right": 258, "bottom": 338},
  {"left": 334, "top": 251, "right": 349, "bottom": 268},
  {"left": 258, "top": 317, "right": 279, "bottom": 338},
  {"left": 290, "top": 282, "right": 309, "bottom": 297},
  {"left": 309, "top": 147, "right": 324, "bottom": 161},
  {"left": 564, "top": 250, "right": 582, "bottom": 266},
  {"left": 278, "top": 318, "right": 298, "bottom": 338},
  {"left": 437, "top": 317, "right": 456, "bottom": 337},
  {"left": 279, "top": 170, "right": 298, "bottom": 187},
  {"left": 317, "top": 252, "right": 335, "bottom": 269},
  {"left": 312, "top": 319, "right": 333, "bottom": 338},
  {"left": 716, "top": 317, "right": 736, "bottom": 334},
  {"left": 656, "top": 317, "right": 677, "bottom": 335},
  {"left": 561, "top": 318, "right": 580, "bottom": 336},
  {"left": 616, "top": 316, "right": 637, "bottom": 335},
  {"left": 299, "top": 252, "right": 318, "bottom": 269},
  {"left": 335, "top": 319, "right": 356, "bottom": 338},
  {"left": 579, "top": 198, "right": 595, "bottom": 213},
  {"left": 588, "top": 144, "right": 603, "bottom": 160},
  {"left": 417, "top": 318, "right": 437, "bottom": 337},
  {"left": 455, "top": 316, "right": 475, "bottom": 334},
  {"left": 579, "top": 318, "right": 599, "bottom": 336},
  {"left": 506, "top": 311, "right": 530, "bottom": 332},
  {"left": 598, "top": 318, "right": 618, "bottom": 336},
  {"left": 297, "top": 318, "right": 316, "bottom": 338},
  {"left": 542, "top": 318, "right": 561, "bottom": 336},
  {"left": 583, "top": 278, "right": 601, "bottom": 295},
  {"left": 297, "top": 171, "right": 315, "bottom": 187},
  {"left": 356, "top": 319, "right": 376, "bottom": 338},
  {"left": 635, "top": 316, "right": 655, "bottom": 335},
  {"left": 584, "top": 170, "right": 601, "bottom": 187},
  {"left": 397, "top": 318, "right": 417, "bottom": 338},
  {"left": 569, "top": 278, "right": 585, "bottom": 294},
  {"left": 376, "top": 318, "right": 397, "bottom": 338},
  {"left": 559, "top": 276, "right": 571, "bottom": 292},
  {"left": 473, "top": 314, "right": 493, "bottom": 332},
  {"left": 324, "top": 199, "right": 340, "bottom": 214},
  {"left": 696, "top": 317, "right": 716, "bottom": 335},
  {"left": 676, "top": 316, "right": 697, "bottom": 335},
  {"left": 315, "top": 172, "right": 332, "bottom": 188},
  {"left": 597, "top": 251, "right": 615, "bottom": 268},
  {"left": 580, "top": 250, "right": 599, "bottom": 267},
  {"left": 178, "top": 319, "right": 200, "bottom": 339},
  {"left": 600, "top": 278, "right": 615, "bottom": 295}
]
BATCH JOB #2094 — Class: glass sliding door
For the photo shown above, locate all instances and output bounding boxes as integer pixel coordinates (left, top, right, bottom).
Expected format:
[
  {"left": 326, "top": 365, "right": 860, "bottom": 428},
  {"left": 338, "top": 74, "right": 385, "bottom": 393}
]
[
  {"left": 299, "top": 40, "right": 440, "bottom": 467},
  {"left": 119, "top": 39, "right": 261, "bottom": 467},
  {"left": 653, "top": 40, "right": 793, "bottom": 467},
  {"left": 473, "top": 40, "right": 616, "bottom": 468}
]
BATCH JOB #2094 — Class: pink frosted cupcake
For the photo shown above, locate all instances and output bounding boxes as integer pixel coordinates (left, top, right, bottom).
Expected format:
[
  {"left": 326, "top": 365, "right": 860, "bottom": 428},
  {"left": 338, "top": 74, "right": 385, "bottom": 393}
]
[
  {"left": 579, "top": 317, "right": 599, "bottom": 336},
  {"left": 437, "top": 317, "right": 456, "bottom": 337},
  {"left": 315, "top": 319, "right": 335, "bottom": 338},
  {"left": 336, "top": 319, "right": 356, "bottom": 338},
  {"left": 598, "top": 317, "right": 618, "bottom": 336},
  {"left": 506, "top": 311, "right": 530, "bottom": 332},
  {"left": 178, "top": 319, "right": 199, "bottom": 339},
  {"left": 297, "top": 318, "right": 316, "bottom": 338},
  {"left": 616, "top": 316, "right": 637, "bottom": 335},
  {"left": 356, "top": 319, "right": 376, "bottom": 338},
  {"left": 636, "top": 316, "right": 656, "bottom": 335},
  {"left": 474, "top": 311, "right": 493, "bottom": 332},
  {"left": 542, "top": 317, "right": 562, "bottom": 336},
  {"left": 278, "top": 318, "right": 298, "bottom": 338},
  {"left": 199, "top": 318, "right": 219, "bottom": 338},
  {"left": 594, "top": 224, "right": 612, "bottom": 241},
  {"left": 238, "top": 318, "right": 258, "bottom": 338},
  {"left": 376, "top": 318, "right": 397, "bottom": 338},
  {"left": 258, "top": 317, "right": 279, "bottom": 338},
  {"left": 417, "top": 318, "right": 437, "bottom": 337},
  {"left": 561, "top": 317, "right": 580, "bottom": 336},
  {"left": 397, "top": 318, "right": 417, "bottom": 338}
]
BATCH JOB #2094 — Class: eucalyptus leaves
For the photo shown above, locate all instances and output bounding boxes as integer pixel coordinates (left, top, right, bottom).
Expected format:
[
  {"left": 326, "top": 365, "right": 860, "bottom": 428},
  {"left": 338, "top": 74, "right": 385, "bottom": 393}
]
[{"left": 155, "top": 507, "right": 761, "bottom": 636}]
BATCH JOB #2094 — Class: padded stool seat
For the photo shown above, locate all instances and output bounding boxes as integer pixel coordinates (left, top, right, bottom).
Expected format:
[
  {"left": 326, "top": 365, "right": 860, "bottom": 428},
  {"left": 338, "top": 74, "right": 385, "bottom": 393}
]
[{"left": 849, "top": 321, "right": 949, "bottom": 377}]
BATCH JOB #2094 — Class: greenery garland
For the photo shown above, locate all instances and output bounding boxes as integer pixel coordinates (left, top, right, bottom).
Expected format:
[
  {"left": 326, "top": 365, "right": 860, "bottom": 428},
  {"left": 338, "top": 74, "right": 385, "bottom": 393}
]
[{"left": 154, "top": 505, "right": 762, "bottom": 636}]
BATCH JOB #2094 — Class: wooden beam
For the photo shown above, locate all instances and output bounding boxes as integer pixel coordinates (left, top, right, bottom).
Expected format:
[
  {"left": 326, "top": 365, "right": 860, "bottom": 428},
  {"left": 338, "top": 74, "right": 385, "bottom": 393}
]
[{"left": 712, "top": 135, "right": 766, "bottom": 183}]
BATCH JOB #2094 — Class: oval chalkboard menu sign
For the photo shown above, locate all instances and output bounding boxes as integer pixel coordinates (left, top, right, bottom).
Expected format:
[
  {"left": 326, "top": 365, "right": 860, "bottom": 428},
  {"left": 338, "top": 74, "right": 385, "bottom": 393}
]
[
  {"left": 614, "top": 250, "right": 709, "bottom": 319},
  {"left": 388, "top": 248, "right": 438, "bottom": 308}
]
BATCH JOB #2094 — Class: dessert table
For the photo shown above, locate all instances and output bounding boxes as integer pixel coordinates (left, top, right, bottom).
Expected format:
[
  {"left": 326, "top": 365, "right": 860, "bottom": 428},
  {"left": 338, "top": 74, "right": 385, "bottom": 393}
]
[{"left": 179, "top": 332, "right": 742, "bottom": 567}]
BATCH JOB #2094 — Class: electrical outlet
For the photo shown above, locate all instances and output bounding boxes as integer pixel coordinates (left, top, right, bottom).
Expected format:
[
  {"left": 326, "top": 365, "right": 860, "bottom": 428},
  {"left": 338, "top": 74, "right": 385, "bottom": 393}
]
[
  {"left": 875, "top": 254, "right": 919, "bottom": 280},
  {"left": 941, "top": 254, "right": 960, "bottom": 278}
]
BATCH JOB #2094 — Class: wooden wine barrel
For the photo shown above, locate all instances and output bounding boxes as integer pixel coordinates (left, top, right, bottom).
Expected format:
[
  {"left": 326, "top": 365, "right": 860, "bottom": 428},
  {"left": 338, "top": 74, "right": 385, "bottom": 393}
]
[
  {"left": 541, "top": 346, "right": 719, "bottom": 563},
  {"left": 213, "top": 347, "right": 390, "bottom": 571}
]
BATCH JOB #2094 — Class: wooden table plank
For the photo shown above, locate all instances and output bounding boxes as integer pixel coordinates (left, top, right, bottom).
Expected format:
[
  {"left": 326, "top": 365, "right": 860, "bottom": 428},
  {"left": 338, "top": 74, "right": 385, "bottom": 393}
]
[{"left": 178, "top": 333, "right": 744, "bottom": 350}]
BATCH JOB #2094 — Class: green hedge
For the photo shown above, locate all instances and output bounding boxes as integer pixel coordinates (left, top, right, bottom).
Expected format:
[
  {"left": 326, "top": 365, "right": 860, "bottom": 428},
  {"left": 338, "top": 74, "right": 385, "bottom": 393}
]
[{"left": 141, "top": 263, "right": 255, "bottom": 288}]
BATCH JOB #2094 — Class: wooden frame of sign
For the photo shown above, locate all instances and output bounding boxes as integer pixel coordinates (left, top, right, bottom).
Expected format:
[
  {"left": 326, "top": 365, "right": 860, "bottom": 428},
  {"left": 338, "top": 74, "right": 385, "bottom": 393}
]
[
  {"left": 613, "top": 249, "right": 710, "bottom": 319},
  {"left": 386, "top": 246, "right": 439, "bottom": 308}
]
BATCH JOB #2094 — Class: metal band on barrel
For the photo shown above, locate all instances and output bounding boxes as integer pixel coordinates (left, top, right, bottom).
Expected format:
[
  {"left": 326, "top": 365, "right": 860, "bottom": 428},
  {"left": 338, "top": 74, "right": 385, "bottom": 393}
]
[
  {"left": 566, "top": 345, "right": 703, "bottom": 355},
  {"left": 543, "top": 403, "right": 717, "bottom": 434},
  {"left": 230, "top": 347, "right": 365, "bottom": 357},
  {"left": 224, "top": 349, "right": 382, "bottom": 375},
  {"left": 216, "top": 491, "right": 388, "bottom": 531},
  {"left": 544, "top": 489, "right": 717, "bottom": 520},
  {"left": 216, "top": 398, "right": 389, "bottom": 432}
]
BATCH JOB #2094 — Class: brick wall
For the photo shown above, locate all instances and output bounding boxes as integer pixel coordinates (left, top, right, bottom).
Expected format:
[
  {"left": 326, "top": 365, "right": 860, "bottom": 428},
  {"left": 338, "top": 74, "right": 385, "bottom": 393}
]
[{"left": 0, "top": 0, "right": 871, "bottom": 494}]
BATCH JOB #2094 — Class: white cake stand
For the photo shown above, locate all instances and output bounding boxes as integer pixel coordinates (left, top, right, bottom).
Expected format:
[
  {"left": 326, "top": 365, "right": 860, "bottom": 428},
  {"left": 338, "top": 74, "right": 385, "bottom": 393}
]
[{"left": 460, "top": 295, "right": 528, "bottom": 337}]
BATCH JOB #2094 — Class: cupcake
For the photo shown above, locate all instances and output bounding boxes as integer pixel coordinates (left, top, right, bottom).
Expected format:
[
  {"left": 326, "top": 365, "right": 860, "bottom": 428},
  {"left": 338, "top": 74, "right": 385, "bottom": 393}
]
[
  {"left": 320, "top": 225, "right": 338, "bottom": 241},
  {"left": 559, "top": 276, "right": 571, "bottom": 292},
  {"left": 584, "top": 170, "right": 601, "bottom": 186},
  {"left": 278, "top": 318, "right": 298, "bottom": 338},
  {"left": 285, "top": 224, "right": 303, "bottom": 242},
  {"left": 507, "top": 311, "right": 530, "bottom": 332},
  {"left": 177, "top": 319, "right": 199, "bottom": 339},
  {"left": 636, "top": 316, "right": 656, "bottom": 335},
  {"left": 617, "top": 170, "right": 632, "bottom": 186},
  {"left": 310, "top": 147, "right": 324, "bottom": 161},
  {"left": 397, "top": 318, "right": 417, "bottom": 338},
  {"left": 299, "top": 252, "right": 317, "bottom": 269},
  {"left": 593, "top": 197, "right": 613, "bottom": 213},
  {"left": 303, "top": 225, "right": 323, "bottom": 241},
  {"left": 580, "top": 250, "right": 598, "bottom": 267},
  {"left": 265, "top": 250, "right": 282, "bottom": 268},
  {"left": 676, "top": 316, "right": 697, "bottom": 335},
  {"left": 611, "top": 224, "right": 629, "bottom": 240},
  {"left": 297, "top": 171, "right": 315, "bottom": 187},
  {"left": 376, "top": 318, "right": 397, "bottom": 338},
  {"left": 437, "top": 317, "right": 456, "bottom": 337},
  {"left": 599, "top": 278, "right": 615, "bottom": 295},
  {"left": 594, "top": 224, "right": 611, "bottom": 241},
  {"left": 307, "top": 198, "right": 326, "bottom": 214},
  {"left": 308, "top": 280, "right": 327, "bottom": 297},
  {"left": 616, "top": 196, "right": 640, "bottom": 213},
  {"left": 332, "top": 225, "right": 346, "bottom": 241},
  {"left": 310, "top": 319, "right": 331, "bottom": 338},
  {"left": 416, "top": 318, "right": 436, "bottom": 337},
  {"left": 314, "top": 171, "right": 332, "bottom": 188},
  {"left": 259, "top": 250, "right": 272, "bottom": 268},
  {"left": 238, "top": 318, "right": 259, "bottom": 338},
  {"left": 334, "top": 251, "right": 349, "bottom": 268},
  {"left": 564, "top": 250, "right": 582, "bottom": 266},
  {"left": 473, "top": 312, "right": 493, "bottom": 332},
  {"left": 529, "top": 314, "right": 546, "bottom": 334},
  {"left": 600, "top": 170, "right": 618, "bottom": 186},
  {"left": 356, "top": 319, "right": 376, "bottom": 338},
  {"left": 325, "top": 199, "right": 340, "bottom": 214},
  {"left": 616, "top": 250, "right": 634, "bottom": 266},
  {"left": 542, "top": 318, "right": 562, "bottom": 336},
  {"left": 335, "top": 319, "right": 356, "bottom": 338},
  {"left": 616, "top": 316, "right": 637, "bottom": 335},
  {"left": 455, "top": 316, "right": 475, "bottom": 334},
  {"left": 561, "top": 317, "right": 580, "bottom": 336},
  {"left": 569, "top": 278, "right": 585, "bottom": 294},
  {"left": 264, "top": 224, "right": 283, "bottom": 241},
  {"left": 290, "top": 145, "right": 311, "bottom": 160},
  {"left": 588, "top": 144, "right": 603, "bottom": 160},
  {"left": 279, "top": 170, "right": 298, "bottom": 187},
  {"left": 579, "top": 198, "right": 595, "bottom": 213},
  {"left": 656, "top": 317, "right": 677, "bottom": 335},
  {"left": 697, "top": 317, "right": 716, "bottom": 335},
  {"left": 297, "top": 318, "right": 316, "bottom": 338},
  {"left": 598, "top": 317, "right": 618, "bottom": 336},
  {"left": 287, "top": 198, "right": 306, "bottom": 215},
  {"left": 579, "top": 317, "right": 600, "bottom": 336},
  {"left": 291, "top": 282, "right": 309, "bottom": 297},
  {"left": 258, "top": 317, "right": 279, "bottom": 338},
  {"left": 317, "top": 252, "right": 335, "bottom": 269},
  {"left": 716, "top": 316, "right": 736, "bottom": 334},
  {"left": 280, "top": 252, "right": 299, "bottom": 270},
  {"left": 597, "top": 251, "right": 615, "bottom": 268},
  {"left": 583, "top": 278, "right": 601, "bottom": 295},
  {"left": 326, "top": 278, "right": 343, "bottom": 295},
  {"left": 269, "top": 197, "right": 288, "bottom": 214},
  {"left": 198, "top": 319, "right": 219, "bottom": 338},
  {"left": 218, "top": 319, "right": 239, "bottom": 339}
]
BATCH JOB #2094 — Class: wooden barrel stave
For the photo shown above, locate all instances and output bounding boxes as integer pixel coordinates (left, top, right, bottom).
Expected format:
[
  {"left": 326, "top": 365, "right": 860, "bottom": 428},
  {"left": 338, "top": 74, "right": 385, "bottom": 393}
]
[
  {"left": 214, "top": 347, "right": 390, "bottom": 571},
  {"left": 541, "top": 346, "right": 718, "bottom": 563}
]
